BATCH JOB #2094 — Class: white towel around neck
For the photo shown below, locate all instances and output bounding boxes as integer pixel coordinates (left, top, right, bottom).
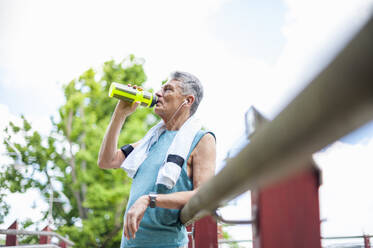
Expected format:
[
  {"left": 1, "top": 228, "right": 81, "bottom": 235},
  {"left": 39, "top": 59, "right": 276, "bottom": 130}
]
[{"left": 121, "top": 115, "right": 202, "bottom": 189}]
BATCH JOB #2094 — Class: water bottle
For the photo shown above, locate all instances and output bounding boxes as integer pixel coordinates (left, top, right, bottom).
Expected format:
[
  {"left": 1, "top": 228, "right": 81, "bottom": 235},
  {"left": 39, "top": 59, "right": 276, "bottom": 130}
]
[{"left": 108, "top": 82, "right": 158, "bottom": 108}]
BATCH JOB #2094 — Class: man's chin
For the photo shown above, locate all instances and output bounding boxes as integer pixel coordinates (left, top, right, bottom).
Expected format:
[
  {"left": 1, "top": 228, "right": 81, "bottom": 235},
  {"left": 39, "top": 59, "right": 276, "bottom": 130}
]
[
  {"left": 154, "top": 107, "right": 161, "bottom": 115},
  {"left": 154, "top": 107, "right": 166, "bottom": 119}
]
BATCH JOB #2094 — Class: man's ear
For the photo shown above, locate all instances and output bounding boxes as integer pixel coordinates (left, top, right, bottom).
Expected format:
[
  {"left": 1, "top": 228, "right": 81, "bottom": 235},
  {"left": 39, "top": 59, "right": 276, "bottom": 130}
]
[{"left": 186, "top": 95, "right": 195, "bottom": 105}]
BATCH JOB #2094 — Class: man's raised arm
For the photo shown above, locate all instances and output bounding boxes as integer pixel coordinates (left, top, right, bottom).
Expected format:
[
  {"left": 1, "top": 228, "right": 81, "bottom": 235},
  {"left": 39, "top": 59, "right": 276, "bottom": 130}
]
[{"left": 98, "top": 100, "right": 139, "bottom": 169}]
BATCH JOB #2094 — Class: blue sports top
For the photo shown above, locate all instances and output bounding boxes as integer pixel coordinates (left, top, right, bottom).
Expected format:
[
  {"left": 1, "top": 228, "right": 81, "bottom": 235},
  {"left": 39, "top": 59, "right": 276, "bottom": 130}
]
[{"left": 120, "top": 129, "right": 214, "bottom": 248}]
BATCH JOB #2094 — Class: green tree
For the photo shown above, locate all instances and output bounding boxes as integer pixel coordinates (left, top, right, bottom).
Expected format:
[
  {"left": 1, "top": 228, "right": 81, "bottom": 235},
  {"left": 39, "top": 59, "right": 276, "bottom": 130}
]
[
  {"left": 220, "top": 224, "right": 243, "bottom": 248},
  {"left": 1, "top": 55, "right": 160, "bottom": 247}
]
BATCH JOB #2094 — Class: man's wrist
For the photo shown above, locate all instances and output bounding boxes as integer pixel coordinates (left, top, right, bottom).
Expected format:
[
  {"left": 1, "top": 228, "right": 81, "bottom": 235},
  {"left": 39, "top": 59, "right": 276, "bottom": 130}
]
[
  {"left": 113, "top": 107, "right": 129, "bottom": 119},
  {"left": 148, "top": 192, "right": 157, "bottom": 208},
  {"left": 141, "top": 195, "right": 150, "bottom": 206}
]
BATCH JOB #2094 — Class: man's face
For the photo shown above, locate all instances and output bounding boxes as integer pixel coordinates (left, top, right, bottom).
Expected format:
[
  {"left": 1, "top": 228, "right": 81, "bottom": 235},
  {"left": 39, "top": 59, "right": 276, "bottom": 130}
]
[{"left": 154, "top": 79, "right": 186, "bottom": 118}]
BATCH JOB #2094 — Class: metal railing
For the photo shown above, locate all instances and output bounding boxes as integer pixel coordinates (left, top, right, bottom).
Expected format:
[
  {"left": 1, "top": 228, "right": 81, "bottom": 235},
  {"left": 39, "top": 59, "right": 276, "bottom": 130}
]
[
  {"left": 218, "top": 239, "right": 252, "bottom": 244},
  {"left": 180, "top": 13, "right": 373, "bottom": 226},
  {"left": 1, "top": 245, "right": 61, "bottom": 248},
  {"left": 322, "top": 235, "right": 372, "bottom": 248},
  {"left": 0, "top": 229, "right": 74, "bottom": 247},
  {"left": 322, "top": 235, "right": 373, "bottom": 240},
  {"left": 213, "top": 210, "right": 254, "bottom": 225}
]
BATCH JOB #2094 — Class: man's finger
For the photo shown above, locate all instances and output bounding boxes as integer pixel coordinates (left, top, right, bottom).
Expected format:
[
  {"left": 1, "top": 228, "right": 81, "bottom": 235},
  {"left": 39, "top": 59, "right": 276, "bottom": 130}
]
[
  {"left": 125, "top": 216, "right": 130, "bottom": 240},
  {"left": 128, "top": 217, "right": 135, "bottom": 239},
  {"left": 123, "top": 226, "right": 127, "bottom": 240},
  {"left": 136, "top": 218, "right": 140, "bottom": 230},
  {"left": 131, "top": 101, "right": 140, "bottom": 106},
  {"left": 124, "top": 224, "right": 128, "bottom": 239},
  {"left": 130, "top": 219, "right": 137, "bottom": 239},
  {"left": 131, "top": 101, "right": 140, "bottom": 111}
]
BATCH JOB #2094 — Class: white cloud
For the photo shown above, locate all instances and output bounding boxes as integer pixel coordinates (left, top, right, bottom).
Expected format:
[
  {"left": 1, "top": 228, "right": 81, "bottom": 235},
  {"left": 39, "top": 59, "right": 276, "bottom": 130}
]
[
  {"left": 0, "top": 0, "right": 260, "bottom": 162},
  {"left": 314, "top": 139, "right": 373, "bottom": 237},
  {"left": 279, "top": 2, "right": 373, "bottom": 238},
  {"left": 1, "top": 0, "right": 372, "bottom": 152},
  {"left": 3, "top": 0, "right": 371, "bottom": 163},
  {"left": 0, "top": 104, "right": 20, "bottom": 166},
  {"left": 0, "top": 103, "right": 52, "bottom": 183},
  {"left": 1, "top": 189, "right": 49, "bottom": 229},
  {"left": 0, "top": 104, "right": 55, "bottom": 230},
  {"left": 1, "top": 0, "right": 373, "bottom": 241},
  {"left": 0, "top": 104, "right": 19, "bottom": 132},
  {"left": 218, "top": 137, "right": 373, "bottom": 246},
  {"left": 0, "top": 0, "right": 231, "bottom": 89},
  {"left": 0, "top": 103, "right": 52, "bottom": 137},
  {"left": 268, "top": 0, "right": 373, "bottom": 117}
]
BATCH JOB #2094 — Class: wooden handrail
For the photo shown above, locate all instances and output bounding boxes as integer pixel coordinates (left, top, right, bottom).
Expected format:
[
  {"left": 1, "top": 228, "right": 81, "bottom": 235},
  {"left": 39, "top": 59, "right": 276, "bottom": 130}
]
[{"left": 180, "top": 13, "right": 373, "bottom": 226}]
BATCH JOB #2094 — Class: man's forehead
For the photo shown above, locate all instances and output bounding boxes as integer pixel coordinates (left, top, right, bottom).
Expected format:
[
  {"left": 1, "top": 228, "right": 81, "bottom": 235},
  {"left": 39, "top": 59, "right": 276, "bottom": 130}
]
[{"left": 163, "top": 79, "right": 182, "bottom": 87}]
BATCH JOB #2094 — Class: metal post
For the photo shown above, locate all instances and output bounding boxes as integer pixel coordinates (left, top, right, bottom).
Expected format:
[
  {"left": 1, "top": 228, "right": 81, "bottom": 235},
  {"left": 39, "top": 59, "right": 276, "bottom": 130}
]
[
  {"left": 365, "top": 235, "right": 371, "bottom": 248},
  {"left": 5, "top": 220, "right": 18, "bottom": 246},
  {"left": 187, "top": 224, "right": 195, "bottom": 248},
  {"left": 246, "top": 108, "right": 322, "bottom": 248},
  {"left": 252, "top": 165, "right": 321, "bottom": 248},
  {"left": 193, "top": 216, "right": 218, "bottom": 248},
  {"left": 39, "top": 226, "right": 52, "bottom": 244},
  {"left": 59, "top": 241, "right": 68, "bottom": 248}
]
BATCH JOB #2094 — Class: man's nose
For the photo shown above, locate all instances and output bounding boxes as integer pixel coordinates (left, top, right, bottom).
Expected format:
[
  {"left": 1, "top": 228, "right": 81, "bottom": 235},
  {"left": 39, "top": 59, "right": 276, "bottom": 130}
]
[{"left": 155, "top": 90, "right": 162, "bottom": 98}]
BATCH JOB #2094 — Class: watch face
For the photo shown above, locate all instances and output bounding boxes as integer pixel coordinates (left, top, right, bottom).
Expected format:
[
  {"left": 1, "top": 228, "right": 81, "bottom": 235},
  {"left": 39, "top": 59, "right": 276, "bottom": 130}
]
[{"left": 149, "top": 193, "right": 157, "bottom": 208}]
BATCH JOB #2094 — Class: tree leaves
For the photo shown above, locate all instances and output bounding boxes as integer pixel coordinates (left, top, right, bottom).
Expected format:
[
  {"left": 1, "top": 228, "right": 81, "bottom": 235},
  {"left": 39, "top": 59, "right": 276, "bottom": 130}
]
[{"left": 1, "top": 55, "right": 159, "bottom": 247}]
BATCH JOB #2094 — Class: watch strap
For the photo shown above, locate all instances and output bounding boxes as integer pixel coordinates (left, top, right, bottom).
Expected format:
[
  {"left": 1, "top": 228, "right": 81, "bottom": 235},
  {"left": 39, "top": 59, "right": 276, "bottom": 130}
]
[{"left": 149, "top": 192, "right": 157, "bottom": 208}]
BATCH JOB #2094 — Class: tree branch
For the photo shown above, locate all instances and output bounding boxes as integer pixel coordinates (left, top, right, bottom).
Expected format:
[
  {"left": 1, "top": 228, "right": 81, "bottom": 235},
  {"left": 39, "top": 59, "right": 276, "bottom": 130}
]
[
  {"left": 79, "top": 105, "right": 88, "bottom": 218},
  {"left": 66, "top": 109, "right": 86, "bottom": 219},
  {"left": 101, "top": 198, "right": 127, "bottom": 248}
]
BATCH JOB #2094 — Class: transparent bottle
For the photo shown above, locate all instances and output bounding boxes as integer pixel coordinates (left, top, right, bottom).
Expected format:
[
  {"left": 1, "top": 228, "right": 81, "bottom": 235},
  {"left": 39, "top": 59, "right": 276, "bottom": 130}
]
[{"left": 109, "top": 82, "right": 158, "bottom": 107}]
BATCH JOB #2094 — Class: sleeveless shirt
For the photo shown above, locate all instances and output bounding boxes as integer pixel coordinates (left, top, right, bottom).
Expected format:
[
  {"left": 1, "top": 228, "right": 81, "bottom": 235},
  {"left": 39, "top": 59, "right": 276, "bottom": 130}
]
[{"left": 120, "top": 129, "right": 213, "bottom": 248}]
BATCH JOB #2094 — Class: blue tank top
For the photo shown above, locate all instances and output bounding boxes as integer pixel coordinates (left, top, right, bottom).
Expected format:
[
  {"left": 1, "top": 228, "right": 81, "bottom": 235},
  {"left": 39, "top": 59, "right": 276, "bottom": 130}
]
[{"left": 120, "top": 129, "right": 212, "bottom": 248}]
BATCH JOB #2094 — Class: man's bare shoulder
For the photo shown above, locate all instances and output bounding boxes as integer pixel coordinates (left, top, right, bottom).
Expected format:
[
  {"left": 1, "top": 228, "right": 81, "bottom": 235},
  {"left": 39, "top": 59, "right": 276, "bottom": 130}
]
[{"left": 192, "top": 132, "right": 216, "bottom": 156}]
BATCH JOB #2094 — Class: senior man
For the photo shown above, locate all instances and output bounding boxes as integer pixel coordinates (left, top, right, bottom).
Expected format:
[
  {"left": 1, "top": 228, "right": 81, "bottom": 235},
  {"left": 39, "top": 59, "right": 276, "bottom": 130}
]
[{"left": 98, "top": 71, "right": 216, "bottom": 248}]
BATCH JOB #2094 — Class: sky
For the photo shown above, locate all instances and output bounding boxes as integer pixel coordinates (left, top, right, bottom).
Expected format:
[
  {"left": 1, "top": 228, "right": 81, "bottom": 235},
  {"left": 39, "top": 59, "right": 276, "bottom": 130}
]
[{"left": 1, "top": 0, "right": 373, "bottom": 246}]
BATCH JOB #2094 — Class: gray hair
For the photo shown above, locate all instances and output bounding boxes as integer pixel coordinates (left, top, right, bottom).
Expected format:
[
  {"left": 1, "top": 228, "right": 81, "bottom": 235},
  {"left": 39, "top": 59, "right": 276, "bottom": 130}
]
[{"left": 169, "top": 71, "right": 204, "bottom": 116}]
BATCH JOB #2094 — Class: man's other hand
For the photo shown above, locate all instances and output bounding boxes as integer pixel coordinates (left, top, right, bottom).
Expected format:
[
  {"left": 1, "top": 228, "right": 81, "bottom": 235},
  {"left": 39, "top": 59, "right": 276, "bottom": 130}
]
[{"left": 123, "top": 195, "right": 149, "bottom": 240}]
